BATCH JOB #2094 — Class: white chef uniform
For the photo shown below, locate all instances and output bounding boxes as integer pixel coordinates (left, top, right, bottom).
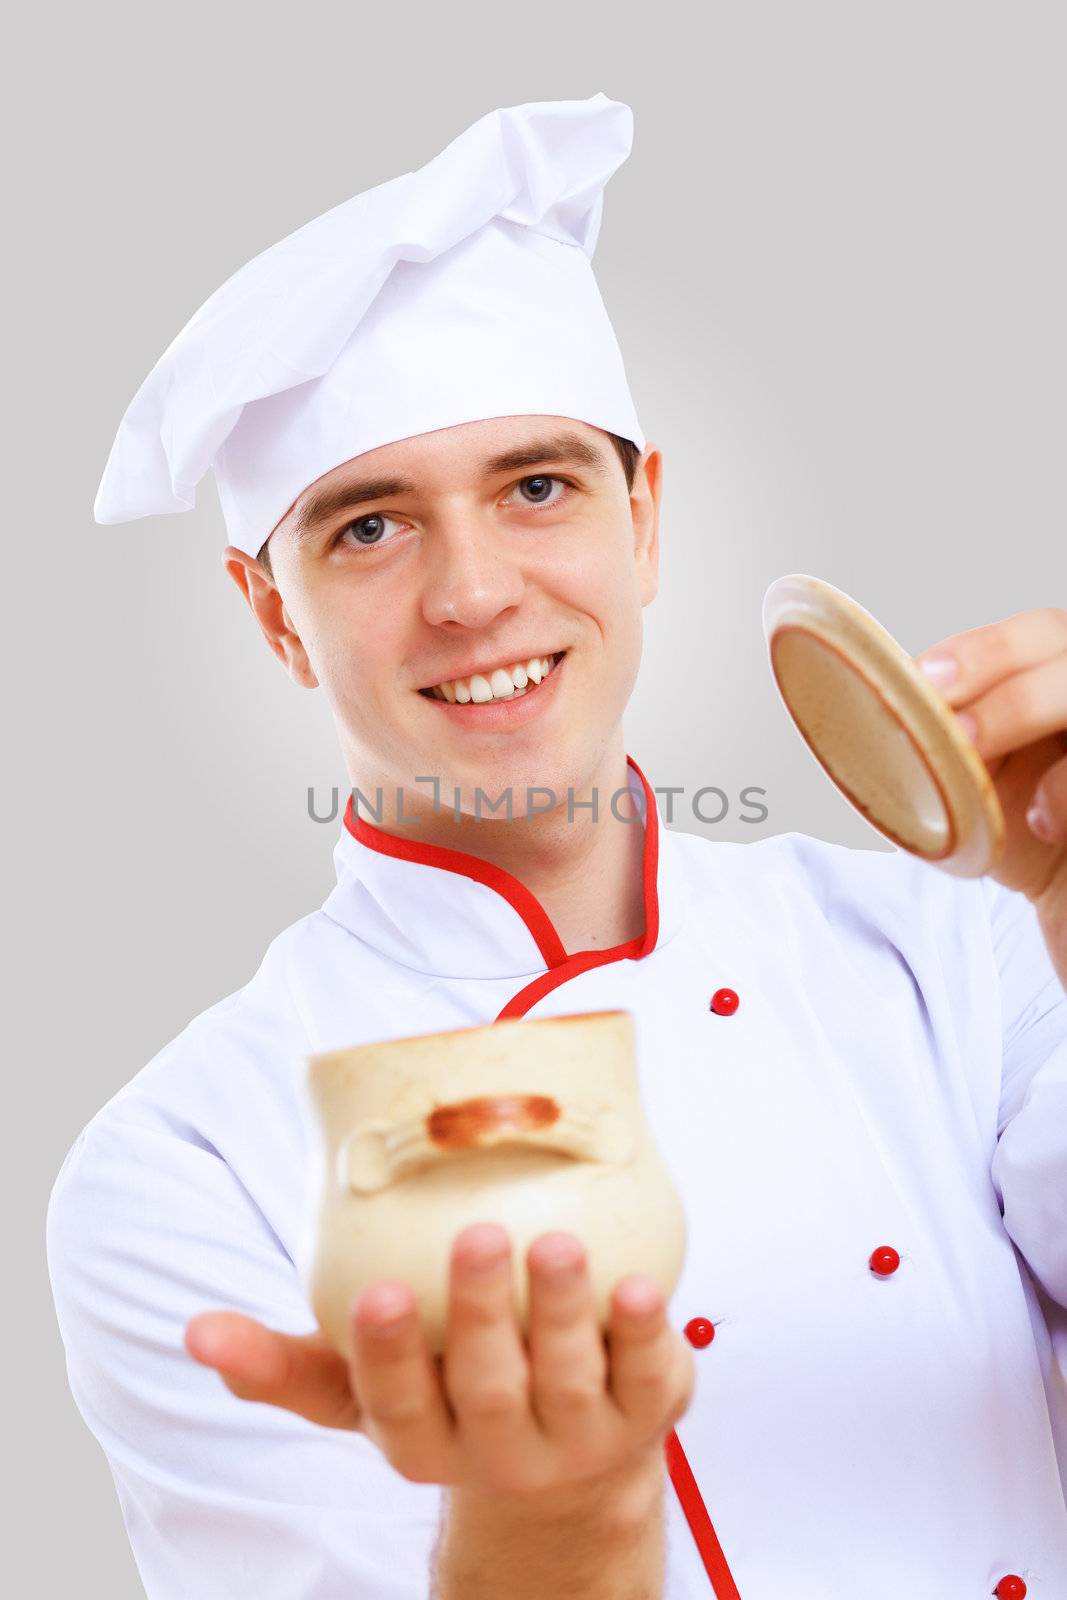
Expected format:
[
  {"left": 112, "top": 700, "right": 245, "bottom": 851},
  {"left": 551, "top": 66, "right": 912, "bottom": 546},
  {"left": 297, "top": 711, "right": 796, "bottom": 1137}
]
[{"left": 46, "top": 754, "right": 1067, "bottom": 1599}]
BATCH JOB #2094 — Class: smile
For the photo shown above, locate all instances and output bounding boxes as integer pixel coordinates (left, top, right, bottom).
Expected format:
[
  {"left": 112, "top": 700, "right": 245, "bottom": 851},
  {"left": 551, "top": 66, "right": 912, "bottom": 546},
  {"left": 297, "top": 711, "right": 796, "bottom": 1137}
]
[{"left": 419, "top": 651, "right": 566, "bottom": 704}]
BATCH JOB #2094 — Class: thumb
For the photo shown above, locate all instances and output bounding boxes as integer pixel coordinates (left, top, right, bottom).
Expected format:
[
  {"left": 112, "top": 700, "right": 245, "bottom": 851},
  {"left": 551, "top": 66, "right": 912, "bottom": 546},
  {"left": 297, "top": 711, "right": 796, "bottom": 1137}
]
[{"left": 184, "top": 1311, "right": 362, "bottom": 1431}]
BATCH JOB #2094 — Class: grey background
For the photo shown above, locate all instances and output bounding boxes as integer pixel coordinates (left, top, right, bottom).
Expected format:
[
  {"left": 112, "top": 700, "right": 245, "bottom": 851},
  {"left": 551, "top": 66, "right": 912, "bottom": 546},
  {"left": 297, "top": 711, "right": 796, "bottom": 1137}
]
[{"left": 9, "top": 0, "right": 1064, "bottom": 1591}]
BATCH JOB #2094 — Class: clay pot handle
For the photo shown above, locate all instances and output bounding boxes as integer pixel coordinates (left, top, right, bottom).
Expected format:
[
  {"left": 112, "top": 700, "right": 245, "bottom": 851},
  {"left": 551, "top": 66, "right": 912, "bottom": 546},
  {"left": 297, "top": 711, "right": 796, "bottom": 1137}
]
[{"left": 340, "top": 1092, "right": 634, "bottom": 1196}]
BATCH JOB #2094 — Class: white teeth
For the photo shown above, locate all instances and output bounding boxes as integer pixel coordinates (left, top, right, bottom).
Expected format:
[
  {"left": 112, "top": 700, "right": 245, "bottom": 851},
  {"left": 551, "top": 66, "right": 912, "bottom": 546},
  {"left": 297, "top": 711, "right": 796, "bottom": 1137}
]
[{"left": 427, "top": 651, "right": 560, "bottom": 702}]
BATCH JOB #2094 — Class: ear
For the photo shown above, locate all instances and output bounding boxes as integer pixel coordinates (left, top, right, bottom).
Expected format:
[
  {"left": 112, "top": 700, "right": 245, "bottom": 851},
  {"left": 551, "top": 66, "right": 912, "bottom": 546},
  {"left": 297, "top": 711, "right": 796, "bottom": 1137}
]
[
  {"left": 631, "top": 446, "right": 662, "bottom": 607},
  {"left": 222, "top": 547, "right": 319, "bottom": 689}
]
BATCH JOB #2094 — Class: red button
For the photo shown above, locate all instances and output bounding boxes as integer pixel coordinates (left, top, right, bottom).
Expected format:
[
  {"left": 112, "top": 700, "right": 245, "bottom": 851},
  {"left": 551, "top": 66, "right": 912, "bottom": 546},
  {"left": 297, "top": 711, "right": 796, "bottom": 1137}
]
[
  {"left": 709, "top": 988, "right": 739, "bottom": 1016},
  {"left": 684, "top": 1316, "right": 716, "bottom": 1348},
  {"left": 994, "top": 1578, "right": 1027, "bottom": 1599},
  {"left": 869, "top": 1246, "right": 901, "bottom": 1277}
]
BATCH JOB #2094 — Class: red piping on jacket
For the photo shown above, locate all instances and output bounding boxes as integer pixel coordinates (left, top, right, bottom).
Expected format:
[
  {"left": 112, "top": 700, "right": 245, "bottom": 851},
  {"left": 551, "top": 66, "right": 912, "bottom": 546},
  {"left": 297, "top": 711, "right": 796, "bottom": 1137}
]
[
  {"left": 345, "top": 753, "right": 740, "bottom": 1599},
  {"left": 345, "top": 792, "right": 569, "bottom": 969}
]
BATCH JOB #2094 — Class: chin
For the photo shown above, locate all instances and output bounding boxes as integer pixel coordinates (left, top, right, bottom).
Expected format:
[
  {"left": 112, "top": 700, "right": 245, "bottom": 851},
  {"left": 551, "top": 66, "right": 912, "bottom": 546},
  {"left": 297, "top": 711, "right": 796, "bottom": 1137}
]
[{"left": 477, "top": 746, "right": 602, "bottom": 819}]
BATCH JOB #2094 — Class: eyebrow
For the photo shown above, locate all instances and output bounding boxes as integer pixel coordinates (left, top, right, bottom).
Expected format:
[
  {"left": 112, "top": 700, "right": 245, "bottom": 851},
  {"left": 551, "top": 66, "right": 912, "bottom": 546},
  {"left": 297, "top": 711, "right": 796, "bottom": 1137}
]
[{"left": 290, "top": 430, "right": 609, "bottom": 543}]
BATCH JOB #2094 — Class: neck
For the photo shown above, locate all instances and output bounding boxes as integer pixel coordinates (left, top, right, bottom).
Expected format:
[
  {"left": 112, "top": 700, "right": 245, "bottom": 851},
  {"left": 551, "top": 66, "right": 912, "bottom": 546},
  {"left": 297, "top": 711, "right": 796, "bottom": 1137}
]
[{"left": 347, "top": 745, "right": 648, "bottom": 953}]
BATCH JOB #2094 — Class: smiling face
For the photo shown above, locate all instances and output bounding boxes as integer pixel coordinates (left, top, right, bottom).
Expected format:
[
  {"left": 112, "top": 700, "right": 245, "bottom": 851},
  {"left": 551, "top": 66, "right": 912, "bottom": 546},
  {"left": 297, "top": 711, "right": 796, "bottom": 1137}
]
[{"left": 224, "top": 415, "right": 661, "bottom": 822}]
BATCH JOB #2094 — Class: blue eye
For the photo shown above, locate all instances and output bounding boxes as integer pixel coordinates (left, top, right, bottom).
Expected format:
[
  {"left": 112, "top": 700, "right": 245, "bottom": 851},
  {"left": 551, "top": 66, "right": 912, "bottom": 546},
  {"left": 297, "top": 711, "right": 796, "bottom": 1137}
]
[
  {"left": 514, "top": 475, "right": 567, "bottom": 506},
  {"left": 337, "top": 512, "right": 403, "bottom": 549}
]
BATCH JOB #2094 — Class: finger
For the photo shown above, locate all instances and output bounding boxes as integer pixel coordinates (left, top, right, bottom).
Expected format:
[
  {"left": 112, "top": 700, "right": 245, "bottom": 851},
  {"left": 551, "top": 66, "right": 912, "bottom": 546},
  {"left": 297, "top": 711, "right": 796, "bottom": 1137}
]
[
  {"left": 951, "top": 652, "right": 1067, "bottom": 761},
  {"left": 915, "top": 606, "right": 1067, "bottom": 707},
  {"left": 348, "top": 1280, "right": 458, "bottom": 1484},
  {"left": 606, "top": 1278, "right": 695, "bottom": 1444},
  {"left": 526, "top": 1233, "right": 610, "bottom": 1459},
  {"left": 442, "top": 1222, "right": 537, "bottom": 1487},
  {"left": 1028, "top": 752, "right": 1067, "bottom": 846},
  {"left": 184, "top": 1311, "right": 361, "bottom": 1430}
]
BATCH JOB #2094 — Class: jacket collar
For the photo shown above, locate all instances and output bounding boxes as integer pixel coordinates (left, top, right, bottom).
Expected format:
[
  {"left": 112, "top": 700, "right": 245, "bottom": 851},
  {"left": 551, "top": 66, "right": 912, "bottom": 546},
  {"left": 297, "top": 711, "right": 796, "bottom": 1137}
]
[{"left": 320, "top": 754, "right": 689, "bottom": 980}]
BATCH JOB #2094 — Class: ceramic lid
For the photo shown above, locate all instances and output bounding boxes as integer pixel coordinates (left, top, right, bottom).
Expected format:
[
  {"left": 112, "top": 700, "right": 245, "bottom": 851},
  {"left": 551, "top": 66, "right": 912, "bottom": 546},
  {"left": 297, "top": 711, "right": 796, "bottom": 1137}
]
[{"left": 762, "top": 573, "right": 1004, "bottom": 877}]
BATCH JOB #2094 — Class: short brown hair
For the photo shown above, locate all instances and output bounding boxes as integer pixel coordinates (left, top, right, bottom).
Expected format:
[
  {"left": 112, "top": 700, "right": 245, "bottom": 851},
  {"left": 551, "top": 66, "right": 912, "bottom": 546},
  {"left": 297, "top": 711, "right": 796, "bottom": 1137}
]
[{"left": 256, "top": 430, "right": 642, "bottom": 576}]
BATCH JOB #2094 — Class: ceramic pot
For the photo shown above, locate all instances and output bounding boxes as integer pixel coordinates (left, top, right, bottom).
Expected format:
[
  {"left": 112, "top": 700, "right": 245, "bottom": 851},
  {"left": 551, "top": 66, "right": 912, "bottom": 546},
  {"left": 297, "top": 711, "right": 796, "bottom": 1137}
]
[{"left": 300, "top": 1009, "right": 687, "bottom": 1359}]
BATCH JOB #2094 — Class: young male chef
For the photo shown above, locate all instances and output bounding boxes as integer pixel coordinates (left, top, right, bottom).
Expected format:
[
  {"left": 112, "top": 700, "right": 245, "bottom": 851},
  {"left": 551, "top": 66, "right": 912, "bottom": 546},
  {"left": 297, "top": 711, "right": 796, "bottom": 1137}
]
[{"left": 47, "top": 93, "right": 1067, "bottom": 1600}]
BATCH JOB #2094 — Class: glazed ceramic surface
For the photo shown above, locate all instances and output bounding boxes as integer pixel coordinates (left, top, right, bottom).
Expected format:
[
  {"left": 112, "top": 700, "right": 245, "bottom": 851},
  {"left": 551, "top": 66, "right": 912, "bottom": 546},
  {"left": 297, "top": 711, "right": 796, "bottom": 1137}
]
[
  {"left": 763, "top": 573, "right": 1005, "bottom": 877},
  {"left": 301, "top": 1009, "right": 688, "bottom": 1358}
]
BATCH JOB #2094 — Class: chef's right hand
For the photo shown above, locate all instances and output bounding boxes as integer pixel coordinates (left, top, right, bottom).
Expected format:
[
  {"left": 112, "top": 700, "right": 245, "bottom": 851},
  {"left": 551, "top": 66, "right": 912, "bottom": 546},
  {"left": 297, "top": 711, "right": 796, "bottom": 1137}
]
[{"left": 184, "top": 1220, "right": 695, "bottom": 1496}]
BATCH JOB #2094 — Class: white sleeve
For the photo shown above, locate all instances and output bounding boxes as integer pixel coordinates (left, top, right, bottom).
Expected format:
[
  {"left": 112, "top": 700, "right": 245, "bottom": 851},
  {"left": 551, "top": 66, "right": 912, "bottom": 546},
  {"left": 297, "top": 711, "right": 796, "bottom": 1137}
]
[
  {"left": 45, "top": 1114, "right": 443, "bottom": 1600},
  {"left": 986, "top": 876, "right": 1067, "bottom": 1310}
]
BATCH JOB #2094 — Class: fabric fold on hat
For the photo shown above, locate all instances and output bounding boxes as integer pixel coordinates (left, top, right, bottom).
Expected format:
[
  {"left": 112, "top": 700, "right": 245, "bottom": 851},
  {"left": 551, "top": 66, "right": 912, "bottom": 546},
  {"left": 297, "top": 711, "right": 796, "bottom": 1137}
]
[{"left": 93, "top": 92, "right": 645, "bottom": 557}]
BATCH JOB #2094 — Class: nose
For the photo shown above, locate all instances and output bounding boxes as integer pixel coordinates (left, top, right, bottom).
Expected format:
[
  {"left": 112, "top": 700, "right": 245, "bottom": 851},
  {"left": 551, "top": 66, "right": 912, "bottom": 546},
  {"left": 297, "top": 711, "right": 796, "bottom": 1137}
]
[{"left": 419, "top": 518, "right": 526, "bottom": 631}]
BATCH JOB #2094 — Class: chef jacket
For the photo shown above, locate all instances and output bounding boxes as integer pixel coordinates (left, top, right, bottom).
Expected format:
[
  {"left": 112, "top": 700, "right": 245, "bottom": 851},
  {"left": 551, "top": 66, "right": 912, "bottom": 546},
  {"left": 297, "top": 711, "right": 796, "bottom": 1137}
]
[{"left": 46, "top": 754, "right": 1067, "bottom": 1599}]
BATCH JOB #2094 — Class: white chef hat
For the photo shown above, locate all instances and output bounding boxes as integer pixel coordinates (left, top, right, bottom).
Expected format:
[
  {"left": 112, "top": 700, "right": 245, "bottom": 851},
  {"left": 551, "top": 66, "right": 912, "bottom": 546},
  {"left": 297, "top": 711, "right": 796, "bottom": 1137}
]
[{"left": 93, "top": 92, "right": 645, "bottom": 559}]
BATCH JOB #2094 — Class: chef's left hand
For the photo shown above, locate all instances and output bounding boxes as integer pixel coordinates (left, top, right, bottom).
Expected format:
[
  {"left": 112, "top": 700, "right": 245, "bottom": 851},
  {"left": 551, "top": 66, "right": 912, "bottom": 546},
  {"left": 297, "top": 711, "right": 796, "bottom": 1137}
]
[{"left": 914, "top": 604, "right": 1067, "bottom": 989}]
